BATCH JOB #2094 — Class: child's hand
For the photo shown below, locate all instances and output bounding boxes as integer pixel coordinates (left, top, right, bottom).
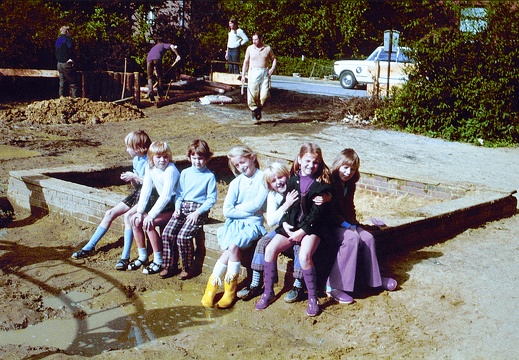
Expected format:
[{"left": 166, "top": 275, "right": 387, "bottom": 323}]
[
  {"left": 143, "top": 216, "right": 155, "bottom": 231},
  {"left": 284, "top": 190, "right": 298, "bottom": 208},
  {"left": 282, "top": 222, "right": 294, "bottom": 234},
  {"left": 172, "top": 209, "right": 181, "bottom": 218},
  {"left": 286, "top": 228, "right": 304, "bottom": 243},
  {"left": 185, "top": 211, "right": 200, "bottom": 225},
  {"left": 120, "top": 171, "right": 134, "bottom": 183},
  {"left": 313, "top": 192, "right": 331, "bottom": 205}
]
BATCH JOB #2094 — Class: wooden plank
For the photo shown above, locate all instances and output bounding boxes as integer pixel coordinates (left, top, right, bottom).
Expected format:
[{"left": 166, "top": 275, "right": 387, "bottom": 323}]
[
  {"left": 210, "top": 72, "right": 242, "bottom": 86},
  {"left": 205, "top": 81, "right": 235, "bottom": 92},
  {"left": 0, "top": 68, "right": 59, "bottom": 77}
]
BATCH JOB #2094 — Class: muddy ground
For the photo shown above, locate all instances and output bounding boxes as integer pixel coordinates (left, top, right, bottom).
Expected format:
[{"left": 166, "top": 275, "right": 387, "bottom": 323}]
[{"left": 0, "top": 89, "right": 518, "bottom": 359}]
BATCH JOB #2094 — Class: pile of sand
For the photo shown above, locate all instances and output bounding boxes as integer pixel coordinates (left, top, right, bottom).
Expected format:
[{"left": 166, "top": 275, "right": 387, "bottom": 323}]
[{"left": 1, "top": 97, "right": 145, "bottom": 125}]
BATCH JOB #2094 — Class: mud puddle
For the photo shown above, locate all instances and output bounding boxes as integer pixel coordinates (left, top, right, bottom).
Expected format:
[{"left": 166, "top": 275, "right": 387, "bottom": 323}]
[
  {"left": 0, "top": 144, "right": 40, "bottom": 160},
  {"left": 0, "top": 285, "right": 215, "bottom": 355}
]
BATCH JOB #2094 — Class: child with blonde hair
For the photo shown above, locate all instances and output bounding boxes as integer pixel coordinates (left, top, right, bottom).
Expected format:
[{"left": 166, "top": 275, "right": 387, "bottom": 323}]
[
  {"left": 129, "top": 141, "right": 180, "bottom": 275},
  {"left": 71, "top": 130, "right": 152, "bottom": 271},
  {"left": 256, "top": 143, "right": 332, "bottom": 317},
  {"left": 237, "top": 162, "right": 297, "bottom": 300},
  {"left": 201, "top": 145, "right": 268, "bottom": 309}
]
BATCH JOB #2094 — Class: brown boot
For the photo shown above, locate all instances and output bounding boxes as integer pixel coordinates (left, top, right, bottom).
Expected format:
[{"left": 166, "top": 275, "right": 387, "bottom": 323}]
[{"left": 201, "top": 275, "right": 220, "bottom": 308}]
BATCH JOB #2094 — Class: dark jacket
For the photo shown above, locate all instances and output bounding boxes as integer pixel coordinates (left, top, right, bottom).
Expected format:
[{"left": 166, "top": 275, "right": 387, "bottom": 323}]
[
  {"left": 55, "top": 34, "right": 75, "bottom": 63},
  {"left": 329, "top": 171, "right": 360, "bottom": 227},
  {"left": 275, "top": 174, "right": 332, "bottom": 238}
]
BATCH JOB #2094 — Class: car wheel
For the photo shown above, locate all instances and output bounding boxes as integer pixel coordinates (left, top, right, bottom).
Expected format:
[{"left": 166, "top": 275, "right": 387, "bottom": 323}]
[{"left": 339, "top": 70, "right": 357, "bottom": 89}]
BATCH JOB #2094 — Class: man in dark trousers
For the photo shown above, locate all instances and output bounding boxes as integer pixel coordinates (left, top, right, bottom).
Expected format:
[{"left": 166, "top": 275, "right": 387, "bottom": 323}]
[
  {"left": 55, "top": 25, "right": 78, "bottom": 98},
  {"left": 146, "top": 40, "right": 181, "bottom": 101}
]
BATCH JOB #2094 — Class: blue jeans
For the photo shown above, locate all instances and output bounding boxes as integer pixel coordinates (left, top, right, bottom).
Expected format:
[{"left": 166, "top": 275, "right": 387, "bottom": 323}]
[
  {"left": 57, "top": 62, "right": 78, "bottom": 97},
  {"left": 227, "top": 47, "right": 240, "bottom": 74}
]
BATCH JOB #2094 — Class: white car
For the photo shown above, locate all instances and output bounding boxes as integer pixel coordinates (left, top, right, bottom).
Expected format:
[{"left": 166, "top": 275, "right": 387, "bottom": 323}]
[{"left": 334, "top": 46, "right": 412, "bottom": 89}]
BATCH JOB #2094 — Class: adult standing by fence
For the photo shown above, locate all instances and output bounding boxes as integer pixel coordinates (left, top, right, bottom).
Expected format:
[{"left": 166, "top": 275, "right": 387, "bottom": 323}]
[
  {"left": 225, "top": 18, "right": 249, "bottom": 74},
  {"left": 55, "top": 25, "right": 78, "bottom": 98},
  {"left": 146, "top": 40, "right": 181, "bottom": 101},
  {"left": 242, "top": 32, "right": 277, "bottom": 121}
]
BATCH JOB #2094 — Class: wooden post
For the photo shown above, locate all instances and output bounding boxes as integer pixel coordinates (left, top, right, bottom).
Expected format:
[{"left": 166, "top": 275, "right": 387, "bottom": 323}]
[
  {"left": 133, "top": 72, "right": 140, "bottom": 105},
  {"left": 126, "top": 73, "right": 133, "bottom": 99},
  {"left": 375, "top": 61, "right": 380, "bottom": 98},
  {"left": 310, "top": 63, "right": 316, "bottom": 78},
  {"left": 102, "top": 72, "right": 110, "bottom": 101},
  {"left": 114, "top": 72, "right": 122, "bottom": 102},
  {"left": 121, "top": 59, "right": 127, "bottom": 100},
  {"left": 80, "top": 71, "right": 86, "bottom": 98}
]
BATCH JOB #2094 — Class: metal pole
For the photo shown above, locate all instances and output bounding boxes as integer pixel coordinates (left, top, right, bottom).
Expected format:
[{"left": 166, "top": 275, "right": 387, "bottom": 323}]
[{"left": 387, "top": 31, "right": 392, "bottom": 97}]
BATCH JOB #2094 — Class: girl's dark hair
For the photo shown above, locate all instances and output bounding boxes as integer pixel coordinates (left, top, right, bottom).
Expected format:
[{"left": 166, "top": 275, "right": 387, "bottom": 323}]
[{"left": 187, "top": 139, "right": 213, "bottom": 159}]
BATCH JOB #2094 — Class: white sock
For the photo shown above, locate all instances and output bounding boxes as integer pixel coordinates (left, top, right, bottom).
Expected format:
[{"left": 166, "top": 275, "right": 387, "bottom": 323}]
[
  {"left": 138, "top": 247, "right": 147, "bottom": 261},
  {"left": 225, "top": 261, "right": 241, "bottom": 282},
  {"left": 210, "top": 260, "right": 227, "bottom": 286},
  {"left": 153, "top": 251, "right": 163, "bottom": 265}
]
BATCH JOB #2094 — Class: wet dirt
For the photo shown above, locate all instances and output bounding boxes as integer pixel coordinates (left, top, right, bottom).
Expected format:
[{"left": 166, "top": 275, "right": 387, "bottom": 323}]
[{"left": 0, "top": 89, "right": 518, "bottom": 359}]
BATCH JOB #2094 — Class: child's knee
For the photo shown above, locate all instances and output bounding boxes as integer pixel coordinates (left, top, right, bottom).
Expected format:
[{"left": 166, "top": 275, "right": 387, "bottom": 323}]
[
  {"left": 298, "top": 252, "right": 312, "bottom": 268},
  {"left": 104, "top": 208, "right": 117, "bottom": 221}
]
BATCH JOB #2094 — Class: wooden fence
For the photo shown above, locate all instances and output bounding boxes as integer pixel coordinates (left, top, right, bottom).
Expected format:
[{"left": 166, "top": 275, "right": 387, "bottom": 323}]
[{"left": 0, "top": 68, "right": 141, "bottom": 104}]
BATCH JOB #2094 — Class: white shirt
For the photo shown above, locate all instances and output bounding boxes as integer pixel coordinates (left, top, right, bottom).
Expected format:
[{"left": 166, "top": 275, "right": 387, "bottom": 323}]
[
  {"left": 265, "top": 191, "right": 285, "bottom": 228},
  {"left": 227, "top": 28, "right": 249, "bottom": 49},
  {"left": 137, "top": 162, "right": 180, "bottom": 219}
]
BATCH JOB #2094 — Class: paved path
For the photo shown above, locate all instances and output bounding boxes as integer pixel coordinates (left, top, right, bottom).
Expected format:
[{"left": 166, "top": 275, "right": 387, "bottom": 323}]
[
  {"left": 242, "top": 125, "right": 519, "bottom": 204},
  {"left": 271, "top": 75, "right": 366, "bottom": 97}
]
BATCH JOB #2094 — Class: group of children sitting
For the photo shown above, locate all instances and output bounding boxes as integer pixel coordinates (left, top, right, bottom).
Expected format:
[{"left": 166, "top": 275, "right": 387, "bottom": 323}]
[{"left": 72, "top": 130, "right": 397, "bottom": 317}]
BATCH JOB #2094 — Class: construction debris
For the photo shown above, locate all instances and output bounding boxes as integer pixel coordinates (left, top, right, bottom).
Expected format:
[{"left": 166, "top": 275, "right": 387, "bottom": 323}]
[
  {"left": 141, "top": 73, "right": 240, "bottom": 107},
  {"left": 199, "top": 95, "right": 233, "bottom": 105},
  {"left": 0, "top": 97, "right": 144, "bottom": 124}
]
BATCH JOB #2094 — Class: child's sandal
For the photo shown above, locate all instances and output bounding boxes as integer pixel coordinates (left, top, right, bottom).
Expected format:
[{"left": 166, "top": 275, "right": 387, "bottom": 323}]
[
  {"left": 127, "top": 258, "right": 147, "bottom": 271},
  {"left": 143, "top": 262, "right": 162, "bottom": 275},
  {"left": 114, "top": 258, "right": 130, "bottom": 271}
]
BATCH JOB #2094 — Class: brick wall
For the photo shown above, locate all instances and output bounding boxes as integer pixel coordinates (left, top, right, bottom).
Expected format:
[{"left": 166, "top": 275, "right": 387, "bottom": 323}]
[{"left": 7, "top": 155, "right": 517, "bottom": 275}]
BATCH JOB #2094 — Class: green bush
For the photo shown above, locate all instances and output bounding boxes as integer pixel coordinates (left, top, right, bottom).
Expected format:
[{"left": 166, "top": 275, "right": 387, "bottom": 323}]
[
  {"left": 276, "top": 56, "right": 335, "bottom": 78},
  {"left": 378, "top": 3, "right": 519, "bottom": 147}
]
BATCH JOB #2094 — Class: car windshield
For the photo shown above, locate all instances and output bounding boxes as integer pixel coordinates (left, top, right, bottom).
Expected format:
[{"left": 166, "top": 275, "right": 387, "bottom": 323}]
[
  {"left": 366, "top": 47, "right": 412, "bottom": 63},
  {"left": 366, "top": 48, "right": 381, "bottom": 61}
]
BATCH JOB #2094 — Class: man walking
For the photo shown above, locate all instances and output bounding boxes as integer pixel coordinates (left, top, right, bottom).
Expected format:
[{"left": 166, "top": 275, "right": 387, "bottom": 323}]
[
  {"left": 55, "top": 26, "right": 78, "bottom": 98},
  {"left": 241, "top": 33, "right": 277, "bottom": 121}
]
